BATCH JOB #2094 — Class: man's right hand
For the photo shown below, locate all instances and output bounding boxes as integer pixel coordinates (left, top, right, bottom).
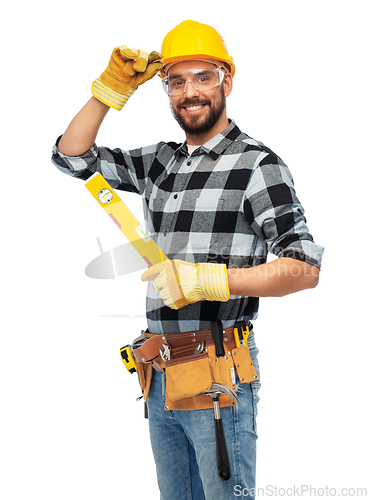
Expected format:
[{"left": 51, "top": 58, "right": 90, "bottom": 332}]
[{"left": 92, "top": 46, "right": 163, "bottom": 110}]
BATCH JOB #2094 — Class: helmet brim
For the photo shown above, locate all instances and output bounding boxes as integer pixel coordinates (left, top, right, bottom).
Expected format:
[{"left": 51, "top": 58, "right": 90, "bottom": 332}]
[{"left": 159, "top": 55, "right": 235, "bottom": 78}]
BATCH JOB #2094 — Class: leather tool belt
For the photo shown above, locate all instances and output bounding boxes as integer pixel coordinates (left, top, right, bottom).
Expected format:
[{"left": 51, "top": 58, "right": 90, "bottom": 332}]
[{"left": 131, "top": 325, "right": 258, "bottom": 411}]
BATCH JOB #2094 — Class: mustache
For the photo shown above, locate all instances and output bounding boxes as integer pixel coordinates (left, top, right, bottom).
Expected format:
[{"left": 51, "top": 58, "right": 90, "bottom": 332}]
[{"left": 177, "top": 98, "right": 210, "bottom": 109}]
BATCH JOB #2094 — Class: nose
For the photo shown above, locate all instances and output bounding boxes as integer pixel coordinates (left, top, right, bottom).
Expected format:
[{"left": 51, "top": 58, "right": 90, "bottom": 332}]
[{"left": 183, "top": 80, "right": 200, "bottom": 97}]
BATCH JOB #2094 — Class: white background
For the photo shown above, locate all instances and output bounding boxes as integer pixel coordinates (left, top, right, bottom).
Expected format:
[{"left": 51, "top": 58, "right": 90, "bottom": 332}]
[{"left": 1, "top": 1, "right": 367, "bottom": 498}]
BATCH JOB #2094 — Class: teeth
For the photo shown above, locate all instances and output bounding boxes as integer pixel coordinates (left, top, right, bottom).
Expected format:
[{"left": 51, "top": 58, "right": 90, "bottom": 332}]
[{"left": 186, "top": 105, "right": 203, "bottom": 111}]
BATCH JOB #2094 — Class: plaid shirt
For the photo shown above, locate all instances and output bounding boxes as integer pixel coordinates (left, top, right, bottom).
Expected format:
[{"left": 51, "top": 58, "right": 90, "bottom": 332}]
[{"left": 52, "top": 120, "right": 324, "bottom": 334}]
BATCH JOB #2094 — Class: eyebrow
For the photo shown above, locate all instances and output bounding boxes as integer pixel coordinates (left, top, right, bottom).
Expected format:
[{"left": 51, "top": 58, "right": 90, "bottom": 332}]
[
  {"left": 168, "top": 69, "right": 212, "bottom": 80},
  {"left": 167, "top": 73, "right": 183, "bottom": 80}
]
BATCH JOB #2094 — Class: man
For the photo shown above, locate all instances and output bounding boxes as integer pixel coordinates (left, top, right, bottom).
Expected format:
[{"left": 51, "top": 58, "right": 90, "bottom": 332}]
[{"left": 52, "top": 20, "right": 323, "bottom": 500}]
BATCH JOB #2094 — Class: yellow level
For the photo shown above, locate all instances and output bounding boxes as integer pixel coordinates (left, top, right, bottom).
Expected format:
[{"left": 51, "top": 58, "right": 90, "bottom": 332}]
[{"left": 85, "top": 172, "right": 167, "bottom": 267}]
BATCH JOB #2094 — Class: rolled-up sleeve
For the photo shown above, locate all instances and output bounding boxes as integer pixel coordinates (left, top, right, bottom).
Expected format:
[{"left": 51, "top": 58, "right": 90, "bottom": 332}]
[
  {"left": 52, "top": 136, "right": 101, "bottom": 175},
  {"left": 243, "top": 152, "right": 324, "bottom": 269},
  {"left": 51, "top": 137, "right": 163, "bottom": 195}
]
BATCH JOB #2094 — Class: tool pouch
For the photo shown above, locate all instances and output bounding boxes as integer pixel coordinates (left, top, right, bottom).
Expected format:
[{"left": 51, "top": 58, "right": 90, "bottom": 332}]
[
  {"left": 164, "top": 342, "right": 241, "bottom": 411},
  {"left": 232, "top": 346, "right": 258, "bottom": 384},
  {"left": 135, "top": 359, "right": 153, "bottom": 403},
  {"left": 165, "top": 352, "right": 213, "bottom": 403},
  {"left": 132, "top": 327, "right": 258, "bottom": 410}
]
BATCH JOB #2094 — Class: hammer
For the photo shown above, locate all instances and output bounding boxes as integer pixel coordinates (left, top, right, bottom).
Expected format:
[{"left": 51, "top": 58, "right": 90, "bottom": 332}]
[{"left": 205, "top": 383, "right": 237, "bottom": 481}]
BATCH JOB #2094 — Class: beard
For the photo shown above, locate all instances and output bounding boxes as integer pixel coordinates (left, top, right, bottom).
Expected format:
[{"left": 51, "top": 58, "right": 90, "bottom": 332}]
[{"left": 170, "top": 85, "right": 226, "bottom": 137}]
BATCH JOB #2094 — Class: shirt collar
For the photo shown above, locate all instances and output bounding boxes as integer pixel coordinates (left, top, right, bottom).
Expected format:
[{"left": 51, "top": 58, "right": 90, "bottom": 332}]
[{"left": 174, "top": 119, "right": 241, "bottom": 160}]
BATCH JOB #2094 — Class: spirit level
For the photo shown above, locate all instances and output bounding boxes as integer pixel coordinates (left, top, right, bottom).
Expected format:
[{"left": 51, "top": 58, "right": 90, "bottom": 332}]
[{"left": 85, "top": 172, "right": 167, "bottom": 267}]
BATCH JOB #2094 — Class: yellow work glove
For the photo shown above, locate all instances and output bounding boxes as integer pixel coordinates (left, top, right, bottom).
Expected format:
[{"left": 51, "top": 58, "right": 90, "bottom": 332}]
[
  {"left": 141, "top": 260, "right": 230, "bottom": 310},
  {"left": 92, "top": 46, "right": 163, "bottom": 110}
]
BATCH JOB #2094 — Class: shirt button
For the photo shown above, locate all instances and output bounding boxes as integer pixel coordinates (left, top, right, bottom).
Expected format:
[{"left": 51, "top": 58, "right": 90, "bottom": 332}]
[
  {"left": 173, "top": 194, "right": 178, "bottom": 199},
  {"left": 187, "top": 160, "right": 192, "bottom": 166}
]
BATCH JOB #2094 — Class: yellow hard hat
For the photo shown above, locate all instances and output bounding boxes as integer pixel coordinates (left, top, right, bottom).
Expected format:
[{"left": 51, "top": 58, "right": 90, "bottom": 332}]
[{"left": 160, "top": 20, "right": 235, "bottom": 77}]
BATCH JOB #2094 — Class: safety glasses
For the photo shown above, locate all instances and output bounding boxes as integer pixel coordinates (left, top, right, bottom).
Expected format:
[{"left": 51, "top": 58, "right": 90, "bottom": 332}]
[{"left": 162, "top": 67, "right": 226, "bottom": 96}]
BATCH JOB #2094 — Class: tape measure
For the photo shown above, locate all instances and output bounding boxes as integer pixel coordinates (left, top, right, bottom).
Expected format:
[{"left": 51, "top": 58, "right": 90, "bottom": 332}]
[{"left": 120, "top": 345, "right": 137, "bottom": 374}]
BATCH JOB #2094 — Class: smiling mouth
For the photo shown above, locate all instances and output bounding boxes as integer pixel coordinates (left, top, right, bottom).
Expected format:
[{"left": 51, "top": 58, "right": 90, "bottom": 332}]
[{"left": 182, "top": 103, "right": 207, "bottom": 114}]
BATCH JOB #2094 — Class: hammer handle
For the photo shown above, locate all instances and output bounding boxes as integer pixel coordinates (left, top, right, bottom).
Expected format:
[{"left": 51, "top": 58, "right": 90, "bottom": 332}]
[
  {"left": 214, "top": 418, "right": 231, "bottom": 481},
  {"left": 210, "top": 319, "right": 225, "bottom": 357}
]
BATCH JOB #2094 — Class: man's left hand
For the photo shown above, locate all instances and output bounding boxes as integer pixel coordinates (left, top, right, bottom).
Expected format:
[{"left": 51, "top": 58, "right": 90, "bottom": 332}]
[{"left": 141, "top": 260, "right": 230, "bottom": 310}]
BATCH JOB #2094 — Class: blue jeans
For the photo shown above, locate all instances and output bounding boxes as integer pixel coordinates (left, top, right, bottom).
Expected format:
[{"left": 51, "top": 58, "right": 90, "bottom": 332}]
[{"left": 146, "top": 334, "right": 261, "bottom": 500}]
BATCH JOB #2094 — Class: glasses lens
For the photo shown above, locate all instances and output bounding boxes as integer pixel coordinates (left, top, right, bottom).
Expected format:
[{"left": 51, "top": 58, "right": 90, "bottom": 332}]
[{"left": 163, "top": 68, "right": 224, "bottom": 96}]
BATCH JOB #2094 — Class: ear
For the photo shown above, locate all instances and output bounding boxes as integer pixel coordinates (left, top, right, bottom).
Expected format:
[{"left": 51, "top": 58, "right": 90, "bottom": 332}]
[{"left": 223, "top": 73, "right": 233, "bottom": 98}]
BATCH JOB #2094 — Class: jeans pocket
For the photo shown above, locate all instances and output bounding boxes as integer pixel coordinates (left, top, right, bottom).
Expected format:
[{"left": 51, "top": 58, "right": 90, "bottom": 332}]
[{"left": 250, "top": 380, "right": 261, "bottom": 434}]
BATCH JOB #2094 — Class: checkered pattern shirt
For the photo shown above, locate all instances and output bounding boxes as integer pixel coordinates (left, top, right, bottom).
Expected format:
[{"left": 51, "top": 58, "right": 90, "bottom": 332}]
[{"left": 52, "top": 120, "right": 324, "bottom": 334}]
